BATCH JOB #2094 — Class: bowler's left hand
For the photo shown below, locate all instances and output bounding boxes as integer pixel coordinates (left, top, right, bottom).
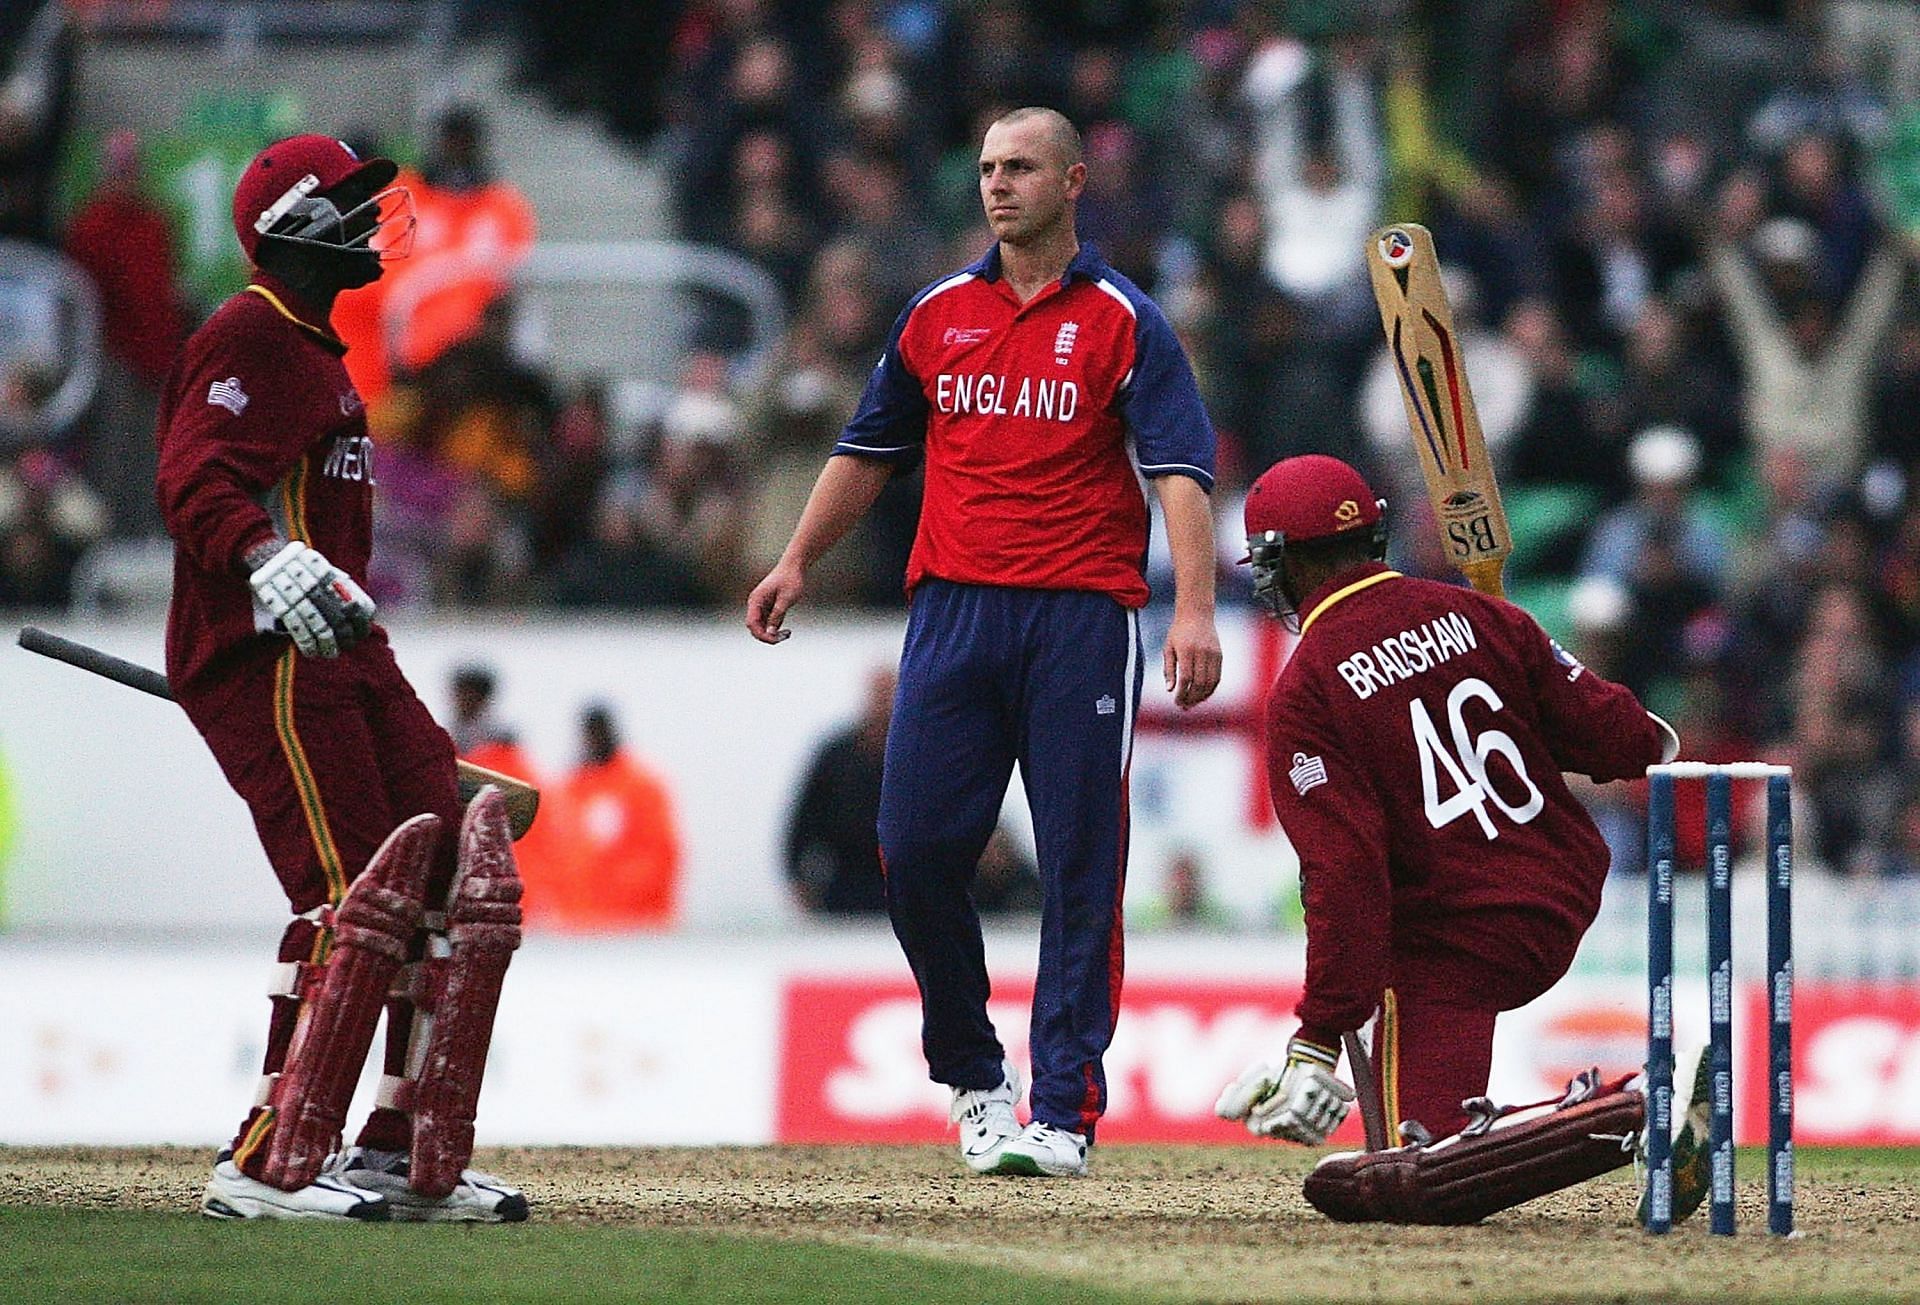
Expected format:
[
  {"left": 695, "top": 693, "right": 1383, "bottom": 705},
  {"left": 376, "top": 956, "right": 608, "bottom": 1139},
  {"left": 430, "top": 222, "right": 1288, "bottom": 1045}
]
[{"left": 1163, "top": 608, "right": 1221, "bottom": 709}]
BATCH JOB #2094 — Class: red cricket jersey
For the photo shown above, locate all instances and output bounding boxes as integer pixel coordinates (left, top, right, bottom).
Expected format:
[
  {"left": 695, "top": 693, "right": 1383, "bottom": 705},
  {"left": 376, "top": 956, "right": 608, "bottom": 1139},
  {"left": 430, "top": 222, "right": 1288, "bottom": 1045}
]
[
  {"left": 835, "top": 244, "right": 1215, "bottom": 606},
  {"left": 156, "top": 276, "right": 379, "bottom": 690},
  {"left": 1265, "top": 564, "right": 1665, "bottom": 1046}
]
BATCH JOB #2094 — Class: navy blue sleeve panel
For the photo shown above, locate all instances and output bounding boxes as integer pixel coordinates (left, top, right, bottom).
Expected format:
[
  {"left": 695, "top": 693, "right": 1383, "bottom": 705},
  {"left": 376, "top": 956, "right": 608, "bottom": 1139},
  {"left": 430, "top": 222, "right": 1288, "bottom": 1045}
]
[
  {"left": 833, "top": 290, "right": 934, "bottom": 468},
  {"left": 1111, "top": 279, "right": 1216, "bottom": 492}
]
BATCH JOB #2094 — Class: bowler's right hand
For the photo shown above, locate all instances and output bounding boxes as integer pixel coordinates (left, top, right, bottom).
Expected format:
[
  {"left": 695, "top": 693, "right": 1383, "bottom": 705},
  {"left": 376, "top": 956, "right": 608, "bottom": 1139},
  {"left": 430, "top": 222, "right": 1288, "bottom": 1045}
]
[{"left": 747, "top": 560, "right": 804, "bottom": 644}]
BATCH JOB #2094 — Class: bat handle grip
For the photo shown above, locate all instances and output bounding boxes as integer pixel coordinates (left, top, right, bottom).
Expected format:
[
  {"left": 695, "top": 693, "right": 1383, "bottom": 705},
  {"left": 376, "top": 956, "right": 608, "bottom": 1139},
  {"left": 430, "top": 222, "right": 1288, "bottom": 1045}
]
[{"left": 1462, "top": 559, "right": 1506, "bottom": 601}]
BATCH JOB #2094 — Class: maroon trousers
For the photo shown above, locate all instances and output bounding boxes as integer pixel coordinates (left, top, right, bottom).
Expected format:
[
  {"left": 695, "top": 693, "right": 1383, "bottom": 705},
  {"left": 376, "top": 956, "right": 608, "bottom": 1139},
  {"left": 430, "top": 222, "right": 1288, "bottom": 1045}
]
[
  {"left": 1367, "top": 936, "right": 1577, "bottom": 1140},
  {"left": 179, "top": 635, "right": 463, "bottom": 1172}
]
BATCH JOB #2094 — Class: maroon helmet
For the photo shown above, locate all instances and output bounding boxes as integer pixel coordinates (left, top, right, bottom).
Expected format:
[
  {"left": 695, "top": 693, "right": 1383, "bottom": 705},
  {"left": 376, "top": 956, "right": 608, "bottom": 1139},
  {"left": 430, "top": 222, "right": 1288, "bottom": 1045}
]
[
  {"left": 231, "top": 134, "right": 412, "bottom": 267},
  {"left": 1242, "top": 454, "right": 1387, "bottom": 622}
]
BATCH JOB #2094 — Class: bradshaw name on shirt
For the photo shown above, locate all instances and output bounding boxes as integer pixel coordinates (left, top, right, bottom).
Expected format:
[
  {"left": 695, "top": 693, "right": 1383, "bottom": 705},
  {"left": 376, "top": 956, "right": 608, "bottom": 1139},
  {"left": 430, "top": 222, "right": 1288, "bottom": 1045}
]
[
  {"left": 934, "top": 371, "right": 1080, "bottom": 421},
  {"left": 1334, "top": 611, "right": 1479, "bottom": 700}
]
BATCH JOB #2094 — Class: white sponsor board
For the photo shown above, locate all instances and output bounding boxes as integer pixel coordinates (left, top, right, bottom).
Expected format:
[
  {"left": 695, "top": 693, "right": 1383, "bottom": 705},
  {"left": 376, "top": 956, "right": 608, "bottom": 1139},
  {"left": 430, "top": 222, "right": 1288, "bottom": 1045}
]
[
  {"left": 0, "top": 938, "right": 782, "bottom": 1146},
  {"left": 6, "top": 933, "right": 1915, "bottom": 1147}
]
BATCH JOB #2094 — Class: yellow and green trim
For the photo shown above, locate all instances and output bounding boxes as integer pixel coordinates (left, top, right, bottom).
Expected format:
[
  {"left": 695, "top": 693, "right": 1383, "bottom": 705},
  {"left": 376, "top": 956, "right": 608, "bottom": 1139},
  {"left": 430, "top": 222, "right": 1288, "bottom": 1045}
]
[
  {"left": 1300, "top": 570, "right": 1401, "bottom": 636},
  {"left": 273, "top": 648, "right": 347, "bottom": 905},
  {"left": 1379, "top": 988, "right": 1401, "bottom": 1135},
  {"left": 277, "top": 457, "right": 310, "bottom": 545},
  {"left": 231, "top": 1106, "right": 277, "bottom": 1171}
]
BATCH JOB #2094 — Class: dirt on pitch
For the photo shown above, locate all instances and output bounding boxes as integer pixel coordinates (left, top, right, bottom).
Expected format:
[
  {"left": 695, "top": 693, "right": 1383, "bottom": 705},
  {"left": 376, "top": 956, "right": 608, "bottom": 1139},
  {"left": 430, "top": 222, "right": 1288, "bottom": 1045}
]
[{"left": 3, "top": 1144, "right": 1917, "bottom": 1303}]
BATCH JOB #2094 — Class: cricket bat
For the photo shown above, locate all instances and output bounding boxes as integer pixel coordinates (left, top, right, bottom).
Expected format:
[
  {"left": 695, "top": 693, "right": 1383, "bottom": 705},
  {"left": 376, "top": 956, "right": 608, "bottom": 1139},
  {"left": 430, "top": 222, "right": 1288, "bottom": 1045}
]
[
  {"left": 1366, "top": 223, "right": 1512, "bottom": 600},
  {"left": 16, "top": 625, "right": 540, "bottom": 840}
]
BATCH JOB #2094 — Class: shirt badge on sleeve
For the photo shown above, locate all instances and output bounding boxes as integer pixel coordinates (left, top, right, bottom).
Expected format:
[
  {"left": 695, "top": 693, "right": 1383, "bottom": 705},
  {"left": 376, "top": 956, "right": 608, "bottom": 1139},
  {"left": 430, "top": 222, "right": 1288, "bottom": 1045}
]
[
  {"left": 207, "top": 377, "right": 250, "bottom": 416},
  {"left": 1550, "top": 639, "right": 1587, "bottom": 682},
  {"left": 1289, "top": 752, "right": 1329, "bottom": 796}
]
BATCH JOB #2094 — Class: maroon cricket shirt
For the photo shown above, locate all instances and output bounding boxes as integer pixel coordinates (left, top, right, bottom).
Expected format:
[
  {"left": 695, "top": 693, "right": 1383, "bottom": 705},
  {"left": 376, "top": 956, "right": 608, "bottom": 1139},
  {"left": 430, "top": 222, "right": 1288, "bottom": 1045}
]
[
  {"left": 1265, "top": 563, "right": 1664, "bottom": 1048},
  {"left": 156, "top": 275, "right": 379, "bottom": 691}
]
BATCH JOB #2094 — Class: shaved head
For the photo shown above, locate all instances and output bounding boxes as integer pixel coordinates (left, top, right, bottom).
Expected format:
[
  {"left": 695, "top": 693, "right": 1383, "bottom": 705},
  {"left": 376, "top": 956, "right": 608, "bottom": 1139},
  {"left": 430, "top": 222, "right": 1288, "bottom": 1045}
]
[{"left": 990, "top": 107, "right": 1082, "bottom": 168}]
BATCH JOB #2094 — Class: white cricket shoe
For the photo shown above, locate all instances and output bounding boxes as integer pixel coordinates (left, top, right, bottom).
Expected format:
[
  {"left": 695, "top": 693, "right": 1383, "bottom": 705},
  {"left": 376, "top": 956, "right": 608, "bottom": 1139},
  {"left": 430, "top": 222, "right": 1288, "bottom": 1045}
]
[
  {"left": 334, "top": 1146, "right": 530, "bottom": 1223},
  {"left": 951, "top": 1059, "right": 1023, "bottom": 1174},
  {"left": 201, "top": 1150, "right": 389, "bottom": 1221},
  {"left": 992, "top": 1121, "right": 1089, "bottom": 1178}
]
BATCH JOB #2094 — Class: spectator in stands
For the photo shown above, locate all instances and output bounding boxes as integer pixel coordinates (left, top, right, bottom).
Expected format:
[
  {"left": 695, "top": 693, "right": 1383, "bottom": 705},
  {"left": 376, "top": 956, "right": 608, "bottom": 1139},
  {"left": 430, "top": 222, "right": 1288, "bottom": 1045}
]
[
  {"left": 1789, "top": 580, "right": 1899, "bottom": 872},
  {"left": 1580, "top": 426, "right": 1730, "bottom": 593},
  {"left": 0, "top": 0, "right": 72, "bottom": 244},
  {"left": 374, "top": 296, "right": 550, "bottom": 604},
  {"left": 336, "top": 105, "right": 537, "bottom": 407},
  {"left": 785, "top": 667, "right": 893, "bottom": 915},
  {"left": 1866, "top": 782, "right": 1920, "bottom": 879},
  {"left": 534, "top": 703, "right": 682, "bottom": 932},
  {"left": 629, "top": 350, "right": 753, "bottom": 604},
  {"left": 1133, "top": 847, "right": 1233, "bottom": 930},
  {"left": 531, "top": 376, "right": 612, "bottom": 573},
  {"left": 1708, "top": 179, "right": 1907, "bottom": 484},
  {"left": 445, "top": 662, "right": 573, "bottom": 895},
  {"left": 1580, "top": 427, "right": 1731, "bottom": 702},
  {"left": 0, "top": 445, "right": 106, "bottom": 608},
  {"left": 63, "top": 129, "right": 186, "bottom": 538}
]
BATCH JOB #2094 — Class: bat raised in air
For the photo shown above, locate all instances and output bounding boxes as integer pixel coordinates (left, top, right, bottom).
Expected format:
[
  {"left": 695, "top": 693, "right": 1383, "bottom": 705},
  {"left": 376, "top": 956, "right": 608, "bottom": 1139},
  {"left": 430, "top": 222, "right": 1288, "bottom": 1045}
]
[
  {"left": 16, "top": 625, "right": 540, "bottom": 840},
  {"left": 1366, "top": 222, "right": 1512, "bottom": 600}
]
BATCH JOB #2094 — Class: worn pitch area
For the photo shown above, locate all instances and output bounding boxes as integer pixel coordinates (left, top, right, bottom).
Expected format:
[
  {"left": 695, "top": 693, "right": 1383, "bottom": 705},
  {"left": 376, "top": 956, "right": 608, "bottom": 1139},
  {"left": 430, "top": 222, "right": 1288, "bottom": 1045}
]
[{"left": 3, "top": 1145, "right": 1916, "bottom": 1303}]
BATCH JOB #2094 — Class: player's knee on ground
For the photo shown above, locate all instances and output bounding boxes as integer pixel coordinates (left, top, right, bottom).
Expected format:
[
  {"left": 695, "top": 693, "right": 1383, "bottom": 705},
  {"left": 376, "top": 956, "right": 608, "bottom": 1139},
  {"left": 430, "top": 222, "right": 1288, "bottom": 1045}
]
[{"left": 1302, "top": 1072, "right": 1643, "bottom": 1225}]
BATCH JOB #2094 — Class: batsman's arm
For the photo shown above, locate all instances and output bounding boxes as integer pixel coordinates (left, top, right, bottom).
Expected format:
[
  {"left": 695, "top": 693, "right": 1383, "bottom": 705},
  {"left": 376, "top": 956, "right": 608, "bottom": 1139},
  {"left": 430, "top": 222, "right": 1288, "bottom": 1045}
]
[
  {"left": 746, "top": 453, "right": 892, "bottom": 644},
  {"left": 16, "top": 625, "right": 541, "bottom": 840}
]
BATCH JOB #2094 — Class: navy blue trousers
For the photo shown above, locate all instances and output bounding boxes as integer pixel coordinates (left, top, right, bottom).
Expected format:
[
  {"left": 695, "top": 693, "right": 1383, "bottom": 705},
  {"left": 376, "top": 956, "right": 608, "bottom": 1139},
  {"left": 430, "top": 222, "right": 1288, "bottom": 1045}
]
[{"left": 879, "top": 580, "right": 1141, "bottom": 1138}]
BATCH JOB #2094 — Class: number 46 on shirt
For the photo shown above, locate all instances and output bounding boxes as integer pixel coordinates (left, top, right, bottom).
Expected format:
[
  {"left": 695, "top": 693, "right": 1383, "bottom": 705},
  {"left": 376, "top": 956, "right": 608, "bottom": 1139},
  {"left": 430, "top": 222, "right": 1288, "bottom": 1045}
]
[{"left": 1411, "top": 677, "right": 1544, "bottom": 838}]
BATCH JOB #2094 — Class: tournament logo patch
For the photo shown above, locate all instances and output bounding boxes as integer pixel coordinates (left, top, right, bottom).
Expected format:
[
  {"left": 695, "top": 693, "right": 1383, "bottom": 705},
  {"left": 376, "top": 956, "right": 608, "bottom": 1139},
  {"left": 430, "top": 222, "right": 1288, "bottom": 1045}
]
[
  {"left": 1549, "top": 639, "right": 1586, "bottom": 682},
  {"left": 1289, "top": 752, "right": 1329, "bottom": 795},
  {"left": 207, "top": 377, "right": 250, "bottom": 415},
  {"left": 942, "top": 326, "right": 991, "bottom": 346},
  {"left": 1378, "top": 228, "right": 1415, "bottom": 268}
]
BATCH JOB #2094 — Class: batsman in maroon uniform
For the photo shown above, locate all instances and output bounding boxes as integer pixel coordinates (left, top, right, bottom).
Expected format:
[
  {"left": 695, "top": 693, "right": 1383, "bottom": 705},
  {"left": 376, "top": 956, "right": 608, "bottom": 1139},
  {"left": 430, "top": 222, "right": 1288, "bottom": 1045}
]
[
  {"left": 158, "top": 135, "right": 525, "bottom": 1222},
  {"left": 1215, "top": 455, "right": 1681, "bottom": 1225}
]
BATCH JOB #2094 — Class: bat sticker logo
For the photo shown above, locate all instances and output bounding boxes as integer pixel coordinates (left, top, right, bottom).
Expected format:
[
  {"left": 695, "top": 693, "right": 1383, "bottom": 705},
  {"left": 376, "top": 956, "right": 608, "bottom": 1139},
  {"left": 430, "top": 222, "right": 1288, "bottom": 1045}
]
[
  {"left": 1378, "top": 229, "right": 1415, "bottom": 268},
  {"left": 1446, "top": 490, "right": 1483, "bottom": 509}
]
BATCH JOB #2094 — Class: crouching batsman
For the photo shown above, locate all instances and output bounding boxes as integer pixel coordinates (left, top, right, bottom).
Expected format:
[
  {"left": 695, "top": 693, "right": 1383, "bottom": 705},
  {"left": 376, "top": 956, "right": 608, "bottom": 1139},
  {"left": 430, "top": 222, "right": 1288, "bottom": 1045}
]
[
  {"left": 157, "top": 135, "right": 526, "bottom": 1222},
  {"left": 1214, "top": 454, "right": 1690, "bottom": 1226}
]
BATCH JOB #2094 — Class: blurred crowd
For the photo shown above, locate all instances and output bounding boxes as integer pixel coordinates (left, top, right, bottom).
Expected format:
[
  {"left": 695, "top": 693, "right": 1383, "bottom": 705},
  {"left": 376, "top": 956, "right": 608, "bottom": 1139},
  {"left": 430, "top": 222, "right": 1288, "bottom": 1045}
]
[{"left": 9, "top": 0, "right": 1920, "bottom": 881}]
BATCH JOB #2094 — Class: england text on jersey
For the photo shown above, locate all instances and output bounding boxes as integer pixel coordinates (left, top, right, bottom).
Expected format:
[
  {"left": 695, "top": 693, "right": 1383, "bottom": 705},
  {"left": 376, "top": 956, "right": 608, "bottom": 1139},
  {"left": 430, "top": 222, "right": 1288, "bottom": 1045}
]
[{"left": 934, "top": 372, "right": 1079, "bottom": 420}]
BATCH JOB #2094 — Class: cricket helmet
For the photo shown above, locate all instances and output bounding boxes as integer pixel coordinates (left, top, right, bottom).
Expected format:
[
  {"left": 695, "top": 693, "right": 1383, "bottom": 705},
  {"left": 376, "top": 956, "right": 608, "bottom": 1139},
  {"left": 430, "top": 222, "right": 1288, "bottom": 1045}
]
[
  {"left": 1242, "top": 454, "right": 1387, "bottom": 621},
  {"left": 232, "top": 134, "right": 414, "bottom": 267}
]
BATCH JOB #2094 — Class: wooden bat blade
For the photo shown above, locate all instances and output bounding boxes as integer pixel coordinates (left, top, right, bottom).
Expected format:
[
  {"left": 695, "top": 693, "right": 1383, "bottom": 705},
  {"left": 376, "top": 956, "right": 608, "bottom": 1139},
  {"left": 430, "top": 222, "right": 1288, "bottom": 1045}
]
[
  {"left": 1367, "top": 223, "right": 1511, "bottom": 598},
  {"left": 454, "top": 759, "right": 541, "bottom": 842},
  {"left": 17, "top": 625, "right": 540, "bottom": 839}
]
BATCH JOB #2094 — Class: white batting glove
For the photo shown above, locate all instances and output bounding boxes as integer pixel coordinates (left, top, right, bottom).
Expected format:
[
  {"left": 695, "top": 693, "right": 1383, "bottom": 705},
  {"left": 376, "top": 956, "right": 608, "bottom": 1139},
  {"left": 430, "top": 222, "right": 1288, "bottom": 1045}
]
[
  {"left": 1215, "top": 1036, "right": 1355, "bottom": 1144},
  {"left": 246, "top": 538, "right": 376, "bottom": 658}
]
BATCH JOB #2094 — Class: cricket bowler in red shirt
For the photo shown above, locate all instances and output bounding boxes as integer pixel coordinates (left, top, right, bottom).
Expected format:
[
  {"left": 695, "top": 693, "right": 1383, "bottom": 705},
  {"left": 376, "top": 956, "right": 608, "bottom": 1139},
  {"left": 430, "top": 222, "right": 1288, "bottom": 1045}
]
[
  {"left": 158, "top": 134, "right": 525, "bottom": 1223},
  {"left": 750, "top": 107, "right": 1221, "bottom": 1179},
  {"left": 1215, "top": 454, "right": 1684, "bottom": 1224}
]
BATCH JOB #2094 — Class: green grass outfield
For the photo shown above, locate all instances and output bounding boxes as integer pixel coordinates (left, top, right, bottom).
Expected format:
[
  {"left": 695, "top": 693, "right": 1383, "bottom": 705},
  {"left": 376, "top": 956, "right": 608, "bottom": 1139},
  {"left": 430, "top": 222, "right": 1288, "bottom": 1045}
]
[
  {"left": 2, "top": 1210, "right": 1145, "bottom": 1305},
  {"left": 5, "top": 1145, "right": 1918, "bottom": 1304}
]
